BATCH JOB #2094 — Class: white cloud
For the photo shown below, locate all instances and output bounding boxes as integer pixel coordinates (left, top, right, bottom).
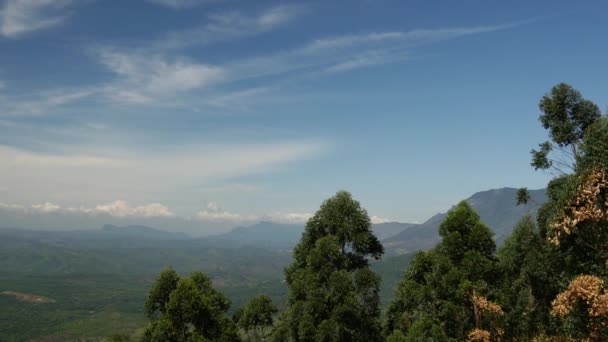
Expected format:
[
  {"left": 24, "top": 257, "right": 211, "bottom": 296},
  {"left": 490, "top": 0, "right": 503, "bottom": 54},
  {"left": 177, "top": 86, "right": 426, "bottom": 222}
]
[
  {"left": 32, "top": 202, "right": 60, "bottom": 213},
  {"left": 0, "top": 0, "right": 75, "bottom": 38},
  {"left": 206, "top": 201, "right": 220, "bottom": 212},
  {"left": 263, "top": 212, "right": 312, "bottom": 224},
  {"left": 0, "top": 202, "right": 26, "bottom": 211},
  {"left": 193, "top": 200, "right": 312, "bottom": 224},
  {"left": 323, "top": 51, "right": 408, "bottom": 74},
  {"left": 98, "top": 50, "right": 224, "bottom": 104},
  {"left": 0, "top": 141, "right": 328, "bottom": 205},
  {"left": 1, "top": 145, "right": 126, "bottom": 167},
  {"left": 4, "top": 88, "right": 97, "bottom": 116},
  {"left": 154, "top": 4, "right": 303, "bottom": 50},
  {"left": 146, "top": 0, "right": 221, "bottom": 9},
  {"left": 1, "top": 198, "right": 381, "bottom": 226},
  {"left": 370, "top": 215, "right": 391, "bottom": 224},
  {"left": 203, "top": 87, "right": 270, "bottom": 110},
  {"left": 223, "top": 22, "right": 520, "bottom": 83},
  {"left": 193, "top": 204, "right": 311, "bottom": 224},
  {"left": 87, "top": 200, "right": 174, "bottom": 218},
  {"left": 300, "top": 32, "right": 405, "bottom": 54},
  {"left": 1, "top": 200, "right": 174, "bottom": 218},
  {"left": 194, "top": 208, "right": 254, "bottom": 222},
  {"left": 0, "top": 200, "right": 175, "bottom": 218},
  {"left": 1, "top": 17, "right": 523, "bottom": 113}
]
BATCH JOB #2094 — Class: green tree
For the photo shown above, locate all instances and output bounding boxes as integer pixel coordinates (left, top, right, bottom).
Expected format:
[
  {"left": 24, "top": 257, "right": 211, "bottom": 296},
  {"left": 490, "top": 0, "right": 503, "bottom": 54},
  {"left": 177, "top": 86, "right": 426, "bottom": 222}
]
[
  {"left": 531, "top": 83, "right": 601, "bottom": 174},
  {"left": 521, "top": 87, "right": 608, "bottom": 340},
  {"left": 142, "top": 269, "right": 238, "bottom": 342},
  {"left": 386, "top": 201, "right": 499, "bottom": 341},
  {"left": 272, "top": 191, "right": 384, "bottom": 342},
  {"left": 145, "top": 267, "right": 180, "bottom": 320},
  {"left": 496, "top": 216, "right": 557, "bottom": 339},
  {"left": 237, "top": 294, "right": 278, "bottom": 341}
]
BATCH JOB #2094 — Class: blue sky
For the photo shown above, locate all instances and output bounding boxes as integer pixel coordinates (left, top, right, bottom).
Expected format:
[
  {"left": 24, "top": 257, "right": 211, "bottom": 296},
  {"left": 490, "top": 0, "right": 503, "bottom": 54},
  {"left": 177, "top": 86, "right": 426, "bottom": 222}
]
[{"left": 0, "top": 0, "right": 606, "bottom": 230}]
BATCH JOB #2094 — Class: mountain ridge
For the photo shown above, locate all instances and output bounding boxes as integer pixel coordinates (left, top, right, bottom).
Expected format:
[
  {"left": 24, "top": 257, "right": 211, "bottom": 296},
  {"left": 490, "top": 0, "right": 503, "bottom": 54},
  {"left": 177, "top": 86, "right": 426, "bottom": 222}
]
[{"left": 383, "top": 187, "right": 547, "bottom": 254}]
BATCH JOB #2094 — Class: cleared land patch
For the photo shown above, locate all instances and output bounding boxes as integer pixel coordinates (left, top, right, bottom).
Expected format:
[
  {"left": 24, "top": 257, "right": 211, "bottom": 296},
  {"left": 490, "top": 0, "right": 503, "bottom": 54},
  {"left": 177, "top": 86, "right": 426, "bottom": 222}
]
[{"left": 1, "top": 291, "right": 55, "bottom": 303}]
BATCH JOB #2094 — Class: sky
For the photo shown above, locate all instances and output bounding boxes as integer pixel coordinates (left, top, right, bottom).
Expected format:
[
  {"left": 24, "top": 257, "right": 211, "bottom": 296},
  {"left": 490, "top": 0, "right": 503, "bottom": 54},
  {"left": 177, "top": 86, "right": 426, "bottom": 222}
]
[{"left": 0, "top": 0, "right": 607, "bottom": 233}]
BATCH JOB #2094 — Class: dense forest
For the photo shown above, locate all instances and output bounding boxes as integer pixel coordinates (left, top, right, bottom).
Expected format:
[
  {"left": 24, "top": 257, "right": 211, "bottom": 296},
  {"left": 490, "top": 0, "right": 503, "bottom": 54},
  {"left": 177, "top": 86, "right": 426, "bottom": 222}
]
[{"left": 122, "top": 83, "right": 608, "bottom": 341}]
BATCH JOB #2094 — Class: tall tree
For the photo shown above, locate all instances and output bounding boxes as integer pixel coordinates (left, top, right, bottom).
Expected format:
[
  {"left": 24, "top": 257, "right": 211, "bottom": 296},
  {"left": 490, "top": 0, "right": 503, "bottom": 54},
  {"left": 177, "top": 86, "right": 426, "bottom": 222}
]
[
  {"left": 386, "top": 201, "right": 499, "bottom": 341},
  {"left": 531, "top": 83, "right": 601, "bottom": 174},
  {"left": 272, "top": 191, "right": 384, "bottom": 342},
  {"left": 495, "top": 216, "right": 556, "bottom": 339},
  {"left": 522, "top": 89, "right": 608, "bottom": 340},
  {"left": 143, "top": 269, "right": 238, "bottom": 342},
  {"left": 236, "top": 294, "right": 278, "bottom": 341}
]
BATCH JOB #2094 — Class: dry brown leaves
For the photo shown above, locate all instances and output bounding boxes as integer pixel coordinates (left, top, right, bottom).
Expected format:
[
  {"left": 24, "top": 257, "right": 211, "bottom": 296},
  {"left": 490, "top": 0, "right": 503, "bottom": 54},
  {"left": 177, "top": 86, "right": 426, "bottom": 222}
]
[
  {"left": 551, "top": 275, "right": 608, "bottom": 340},
  {"left": 550, "top": 169, "right": 608, "bottom": 245},
  {"left": 468, "top": 328, "right": 491, "bottom": 342}
]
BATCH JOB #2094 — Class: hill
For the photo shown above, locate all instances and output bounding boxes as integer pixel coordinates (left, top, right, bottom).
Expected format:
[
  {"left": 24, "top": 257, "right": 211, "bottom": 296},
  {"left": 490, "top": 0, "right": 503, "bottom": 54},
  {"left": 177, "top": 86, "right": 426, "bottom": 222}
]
[
  {"left": 203, "top": 221, "right": 418, "bottom": 249},
  {"left": 204, "top": 221, "right": 303, "bottom": 249},
  {"left": 383, "top": 187, "right": 547, "bottom": 254}
]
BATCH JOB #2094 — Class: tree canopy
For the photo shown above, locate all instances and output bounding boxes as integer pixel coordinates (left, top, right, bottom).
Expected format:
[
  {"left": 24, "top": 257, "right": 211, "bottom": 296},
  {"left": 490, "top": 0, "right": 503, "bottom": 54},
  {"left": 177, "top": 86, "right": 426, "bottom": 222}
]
[
  {"left": 273, "top": 191, "right": 384, "bottom": 342},
  {"left": 531, "top": 83, "right": 602, "bottom": 173},
  {"left": 235, "top": 294, "right": 278, "bottom": 341},
  {"left": 386, "top": 201, "right": 499, "bottom": 341},
  {"left": 143, "top": 268, "right": 238, "bottom": 342}
]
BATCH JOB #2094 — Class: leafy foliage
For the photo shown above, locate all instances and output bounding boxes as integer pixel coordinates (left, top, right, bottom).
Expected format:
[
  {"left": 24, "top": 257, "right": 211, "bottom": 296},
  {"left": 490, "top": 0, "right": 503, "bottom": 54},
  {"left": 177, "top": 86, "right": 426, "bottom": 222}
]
[
  {"left": 516, "top": 187, "right": 531, "bottom": 205},
  {"left": 274, "top": 191, "right": 384, "bottom": 342},
  {"left": 235, "top": 294, "right": 278, "bottom": 341},
  {"left": 495, "top": 216, "right": 556, "bottom": 339},
  {"left": 143, "top": 269, "right": 238, "bottom": 342},
  {"left": 386, "top": 201, "right": 499, "bottom": 341},
  {"left": 531, "top": 83, "right": 602, "bottom": 173}
]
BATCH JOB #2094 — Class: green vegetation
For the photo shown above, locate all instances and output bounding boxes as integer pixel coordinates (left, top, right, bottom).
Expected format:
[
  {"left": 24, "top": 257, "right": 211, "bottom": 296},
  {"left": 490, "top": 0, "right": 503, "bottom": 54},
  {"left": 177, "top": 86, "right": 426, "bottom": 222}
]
[
  {"left": 0, "top": 274, "right": 147, "bottom": 341},
  {"left": 272, "top": 191, "right": 385, "bottom": 341},
  {"left": 142, "top": 269, "right": 238, "bottom": 341},
  {"left": 234, "top": 294, "right": 278, "bottom": 341},
  {"left": 385, "top": 201, "right": 499, "bottom": 341}
]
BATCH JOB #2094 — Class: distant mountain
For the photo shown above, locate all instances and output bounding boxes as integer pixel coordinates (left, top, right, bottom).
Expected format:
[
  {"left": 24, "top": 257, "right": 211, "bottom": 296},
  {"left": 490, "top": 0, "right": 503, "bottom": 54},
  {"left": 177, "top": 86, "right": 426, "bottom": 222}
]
[
  {"left": 101, "top": 224, "right": 189, "bottom": 240},
  {"left": 0, "top": 224, "right": 192, "bottom": 250},
  {"left": 204, "top": 222, "right": 304, "bottom": 249},
  {"left": 383, "top": 188, "right": 547, "bottom": 254},
  {"left": 204, "top": 221, "right": 418, "bottom": 249},
  {"left": 372, "top": 222, "right": 419, "bottom": 240}
]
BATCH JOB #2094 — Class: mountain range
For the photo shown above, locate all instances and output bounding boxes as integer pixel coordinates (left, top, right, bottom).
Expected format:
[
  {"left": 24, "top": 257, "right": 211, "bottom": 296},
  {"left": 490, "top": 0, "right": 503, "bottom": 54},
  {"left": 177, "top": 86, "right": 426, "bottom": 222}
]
[
  {"left": 383, "top": 187, "right": 547, "bottom": 254},
  {"left": 204, "top": 187, "right": 546, "bottom": 253},
  {"left": 0, "top": 187, "right": 547, "bottom": 254}
]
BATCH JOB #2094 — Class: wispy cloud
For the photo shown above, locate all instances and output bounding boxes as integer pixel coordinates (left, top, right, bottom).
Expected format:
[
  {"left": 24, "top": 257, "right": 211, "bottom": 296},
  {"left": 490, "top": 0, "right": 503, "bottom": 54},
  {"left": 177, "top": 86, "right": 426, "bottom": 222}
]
[
  {"left": 97, "top": 50, "right": 224, "bottom": 104},
  {"left": 370, "top": 215, "right": 391, "bottom": 224},
  {"left": 1, "top": 198, "right": 313, "bottom": 224},
  {"left": 322, "top": 50, "right": 408, "bottom": 74},
  {"left": 1, "top": 200, "right": 175, "bottom": 218},
  {"left": 82, "top": 200, "right": 175, "bottom": 218},
  {"left": 226, "top": 22, "right": 522, "bottom": 81},
  {"left": 3, "top": 88, "right": 97, "bottom": 116},
  {"left": 153, "top": 4, "right": 304, "bottom": 50},
  {"left": 0, "top": 0, "right": 75, "bottom": 38},
  {"left": 0, "top": 141, "right": 328, "bottom": 204},
  {"left": 194, "top": 201, "right": 312, "bottom": 224},
  {"left": 87, "top": 5, "right": 303, "bottom": 105},
  {"left": 5, "top": 17, "right": 525, "bottom": 110},
  {"left": 146, "top": 0, "right": 223, "bottom": 9}
]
